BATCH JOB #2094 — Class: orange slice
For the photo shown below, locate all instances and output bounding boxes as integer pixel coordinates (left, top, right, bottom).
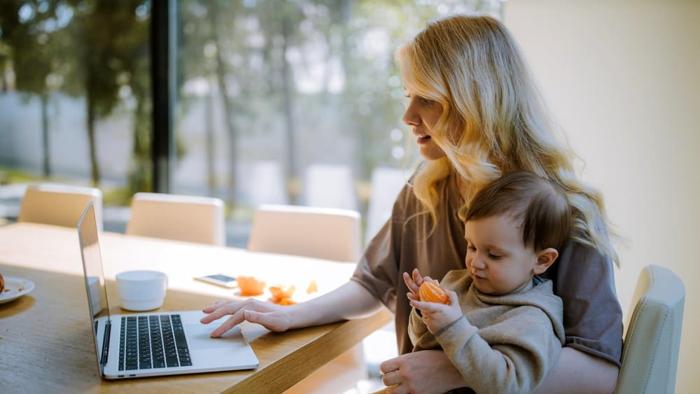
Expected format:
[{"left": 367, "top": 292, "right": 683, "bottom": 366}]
[
  {"left": 418, "top": 280, "right": 449, "bottom": 304},
  {"left": 306, "top": 280, "right": 318, "bottom": 294},
  {"left": 269, "top": 285, "right": 296, "bottom": 303},
  {"left": 237, "top": 276, "right": 266, "bottom": 296},
  {"left": 275, "top": 297, "right": 296, "bottom": 306}
]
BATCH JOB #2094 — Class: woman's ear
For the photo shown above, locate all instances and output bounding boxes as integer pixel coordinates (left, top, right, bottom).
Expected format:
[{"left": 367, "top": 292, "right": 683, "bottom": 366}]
[{"left": 533, "top": 248, "right": 559, "bottom": 275}]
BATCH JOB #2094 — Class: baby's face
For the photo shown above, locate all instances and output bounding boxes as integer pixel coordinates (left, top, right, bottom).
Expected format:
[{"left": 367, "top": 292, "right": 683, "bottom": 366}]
[{"left": 464, "top": 214, "right": 539, "bottom": 295}]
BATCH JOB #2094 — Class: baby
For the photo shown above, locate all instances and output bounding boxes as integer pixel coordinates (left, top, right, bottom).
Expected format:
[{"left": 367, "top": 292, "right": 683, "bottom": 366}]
[{"left": 404, "top": 171, "right": 572, "bottom": 394}]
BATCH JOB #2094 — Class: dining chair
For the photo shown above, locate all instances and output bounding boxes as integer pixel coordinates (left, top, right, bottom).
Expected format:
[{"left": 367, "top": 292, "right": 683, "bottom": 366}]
[
  {"left": 303, "top": 164, "right": 358, "bottom": 211},
  {"left": 248, "top": 204, "right": 362, "bottom": 262},
  {"left": 615, "top": 265, "right": 685, "bottom": 394},
  {"left": 18, "top": 183, "right": 103, "bottom": 231},
  {"left": 126, "top": 192, "right": 225, "bottom": 246},
  {"left": 247, "top": 204, "right": 365, "bottom": 393},
  {"left": 248, "top": 160, "right": 288, "bottom": 206},
  {"left": 365, "top": 167, "right": 409, "bottom": 245}
]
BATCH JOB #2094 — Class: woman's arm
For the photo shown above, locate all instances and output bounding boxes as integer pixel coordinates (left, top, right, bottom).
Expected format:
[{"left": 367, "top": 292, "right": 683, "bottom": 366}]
[
  {"left": 380, "top": 350, "right": 465, "bottom": 394},
  {"left": 533, "top": 347, "right": 618, "bottom": 394},
  {"left": 290, "top": 280, "right": 384, "bottom": 326},
  {"left": 201, "top": 280, "right": 382, "bottom": 335},
  {"left": 381, "top": 346, "right": 618, "bottom": 394}
]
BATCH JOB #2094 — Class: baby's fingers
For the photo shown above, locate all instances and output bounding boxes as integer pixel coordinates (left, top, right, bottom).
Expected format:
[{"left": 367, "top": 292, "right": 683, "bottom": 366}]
[
  {"left": 411, "top": 268, "right": 425, "bottom": 287},
  {"left": 403, "top": 272, "right": 419, "bottom": 294},
  {"left": 409, "top": 299, "right": 443, "bottom": 314},
  {"left": 446, "top": 290, "right": 459, "bottom": 305}
]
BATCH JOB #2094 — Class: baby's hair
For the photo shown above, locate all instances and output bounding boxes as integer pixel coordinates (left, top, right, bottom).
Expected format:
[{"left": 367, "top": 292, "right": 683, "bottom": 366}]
[{"left": 463, "top": 171, "right": 572, "bottom": 251}]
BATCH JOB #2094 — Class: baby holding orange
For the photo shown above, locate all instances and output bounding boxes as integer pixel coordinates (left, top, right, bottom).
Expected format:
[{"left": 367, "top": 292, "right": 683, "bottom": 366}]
[{"left": 404, "top": 171, "right": 571, "bottom": 394}]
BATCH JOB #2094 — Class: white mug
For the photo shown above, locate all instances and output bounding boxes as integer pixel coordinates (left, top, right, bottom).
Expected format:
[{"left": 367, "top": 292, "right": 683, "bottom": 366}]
[{"left": 116, "top": 270, "right": 168, "bottom": 311}]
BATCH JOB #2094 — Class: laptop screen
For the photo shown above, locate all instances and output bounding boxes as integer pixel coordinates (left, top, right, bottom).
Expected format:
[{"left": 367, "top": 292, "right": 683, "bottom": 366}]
[{"left": 77, "top": 202, "right": 111, "bottom": 373}]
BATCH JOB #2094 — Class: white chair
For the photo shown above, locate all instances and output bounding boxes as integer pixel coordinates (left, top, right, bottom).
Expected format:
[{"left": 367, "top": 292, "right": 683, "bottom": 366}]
[
  {"left": 303, "top": 164, "right": 358, "bottom": 211},
  {"left": 365, "top": 167, "right": 409, "bottom": 245},
  {"left": 247, "top": 204, "right": 365, "bottom": 393},
  {"left": 18, "top": 183, "right": 103, "bottom": 231},
  {"left": 248, "top": 160, "right": 288, "bottom": 206},
  {"left": 362, "top": 167, "right": 409, "bottom": 379},
  {"left": 615, "top": 265, "right": 685, "bottom": 394},
  {"left": 126, "top": 192, "right": 225, "bottom": 246},
  {"left": 248, "top": 204, "right": 361, "bottom": 262}
]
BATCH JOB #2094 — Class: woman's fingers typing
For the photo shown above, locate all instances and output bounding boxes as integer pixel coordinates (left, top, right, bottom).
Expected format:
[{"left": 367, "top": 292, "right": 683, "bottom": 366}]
[
  {"left": 210, "top": 309, "right": 247, "bottom": 337},
  {"left": 200, "top": 298, "right": 292, "bottom": 336},
  {"left": 202, "top": 299, "right": 231, "bottom": 314},
  {"left": 200, "top": 300, "right": 243, "bottom": 324}
]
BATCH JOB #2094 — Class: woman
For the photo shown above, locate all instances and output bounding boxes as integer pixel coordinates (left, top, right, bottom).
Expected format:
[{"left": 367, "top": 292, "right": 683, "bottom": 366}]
[{"left": 202, "top": 15, "right": 622, "bottom": 393}]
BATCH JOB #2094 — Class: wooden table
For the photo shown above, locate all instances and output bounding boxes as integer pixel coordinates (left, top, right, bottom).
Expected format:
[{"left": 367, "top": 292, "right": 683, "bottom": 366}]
[{"left": 0, "top": 223, "right": 391, "bottom": 393}]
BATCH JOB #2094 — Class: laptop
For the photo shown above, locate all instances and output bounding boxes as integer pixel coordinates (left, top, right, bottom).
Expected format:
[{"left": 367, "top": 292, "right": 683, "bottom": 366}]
[{"left": 77, "top": 202, "right": 259, "bottom": 379}]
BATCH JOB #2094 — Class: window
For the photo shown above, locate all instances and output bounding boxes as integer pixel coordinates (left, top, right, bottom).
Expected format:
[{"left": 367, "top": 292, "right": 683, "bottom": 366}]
[
  {"left": 0, "top": 0, "right": 152, "bottom": 231},
  {"left": 0, "top": 0, "right": 502, "bottom": 242},
  {"left": 175, "top": 0, "right": 502, "bottom": 245}
]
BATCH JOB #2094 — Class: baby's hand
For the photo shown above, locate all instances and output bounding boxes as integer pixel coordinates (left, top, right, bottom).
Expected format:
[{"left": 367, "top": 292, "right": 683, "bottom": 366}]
[
  {"left": 403, "top": 269, "right": 426, "bottom": 302},
  {"left": 410, "top": 290, "right": 461, "bottom": 334}
]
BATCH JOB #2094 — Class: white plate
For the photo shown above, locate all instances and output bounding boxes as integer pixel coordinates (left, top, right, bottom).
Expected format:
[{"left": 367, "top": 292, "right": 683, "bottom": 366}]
[{"left": 0, "top": 276, "right": 35, "bottom": 304}]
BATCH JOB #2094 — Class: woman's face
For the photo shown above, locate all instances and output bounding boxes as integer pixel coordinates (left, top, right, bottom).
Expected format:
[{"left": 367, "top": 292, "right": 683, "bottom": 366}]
[{"left": 402, "top": 92, "right": 446, "bottom": 160}]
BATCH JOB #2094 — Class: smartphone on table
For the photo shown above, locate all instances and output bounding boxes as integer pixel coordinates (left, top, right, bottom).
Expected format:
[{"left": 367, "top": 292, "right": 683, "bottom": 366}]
[{"left": 194, "top": 274, "right": 237, "bottom": 288}]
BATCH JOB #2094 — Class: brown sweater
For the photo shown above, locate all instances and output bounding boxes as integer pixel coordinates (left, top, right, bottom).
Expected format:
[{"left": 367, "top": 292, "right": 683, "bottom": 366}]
[
  {"left": 351, "top": 170, "right": 623, "bottom": 366},
  {"left": 409, "top": 271, "right": 565, "bottom": 394}
]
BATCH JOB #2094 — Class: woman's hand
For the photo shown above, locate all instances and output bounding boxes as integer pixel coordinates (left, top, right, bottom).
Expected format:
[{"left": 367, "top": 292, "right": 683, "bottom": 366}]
[
  {"left": 200, "top": 298, "right": 293, "bottom": 337},
  {"left": 380, "top": 350, "right": 466, "bottom": 394},
  {"left": 409, "top": 290, "right": 461, "bottom": 334}
]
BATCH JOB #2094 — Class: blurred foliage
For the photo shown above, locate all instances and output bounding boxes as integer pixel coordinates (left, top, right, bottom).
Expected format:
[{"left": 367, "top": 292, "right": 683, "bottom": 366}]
[
  {"left": 0, "top": 0, "right": 152, "bottom": 192},
  {"left": 177, "top": 0, "right": 499, "bottom": 207},
  {"left": 1, "top": 0, "right": 501, "bottom": 213},
  {"left": 0, "top": 166, "right": 42, "bottom": 184},
  {"left": 102, "top": 186, "right": 133, "bottom": 207}
]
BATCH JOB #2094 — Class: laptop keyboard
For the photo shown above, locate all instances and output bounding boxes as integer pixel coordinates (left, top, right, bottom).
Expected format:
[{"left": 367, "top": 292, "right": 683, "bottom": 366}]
[{"left": 118, "top": 314, "right": 192, "bottom": 371}]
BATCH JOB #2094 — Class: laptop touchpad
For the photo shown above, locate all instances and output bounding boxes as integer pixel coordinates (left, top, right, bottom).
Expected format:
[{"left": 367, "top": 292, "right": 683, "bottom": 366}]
[{"left": 186, "top": 323, "right": 246, "bottom": 350}]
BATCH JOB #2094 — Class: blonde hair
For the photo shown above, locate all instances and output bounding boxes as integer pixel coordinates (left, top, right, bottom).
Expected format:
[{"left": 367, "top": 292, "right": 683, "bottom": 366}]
[{"left": 396, "top": 15, "right": 618, "bottom": 265}]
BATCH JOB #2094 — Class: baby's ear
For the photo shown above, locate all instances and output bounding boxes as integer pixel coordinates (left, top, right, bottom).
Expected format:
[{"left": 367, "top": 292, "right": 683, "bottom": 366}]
[{"left": 533, "top": 248, "right": 559, "bottom": 275}]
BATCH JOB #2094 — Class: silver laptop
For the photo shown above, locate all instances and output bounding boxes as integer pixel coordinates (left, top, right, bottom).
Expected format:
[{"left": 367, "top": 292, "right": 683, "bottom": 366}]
[{"left": 77, "top": 202, "right": 259, "bottom": 379}]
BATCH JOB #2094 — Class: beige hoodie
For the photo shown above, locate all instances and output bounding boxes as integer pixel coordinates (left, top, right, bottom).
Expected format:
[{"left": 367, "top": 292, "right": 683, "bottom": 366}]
[{"left": 409, "top": 269, "right": 565, "bottom": 394}]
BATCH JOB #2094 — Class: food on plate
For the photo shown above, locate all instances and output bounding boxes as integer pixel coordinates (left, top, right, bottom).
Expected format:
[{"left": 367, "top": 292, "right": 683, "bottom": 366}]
[
  {"left": 237, "top": 276, "right": 266, "bottom": 296},
  {"left": 306, "top": 280, "right": 318, "bottom": 294},
  {"left": 269, "top": 285, "right": 296, "bottom": 305},
  {"left": 418, "top": 279, "right": 450, "bottom": 304}
]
